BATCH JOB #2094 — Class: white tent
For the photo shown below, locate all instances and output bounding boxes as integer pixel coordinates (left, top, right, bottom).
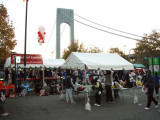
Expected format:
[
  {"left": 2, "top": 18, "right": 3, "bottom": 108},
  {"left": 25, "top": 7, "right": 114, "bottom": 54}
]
[
  {"left": 43, "top": 59, "right": 65, "bottom": 68},
  {"left": 4, "top": 57, "right": 65, "bottom": 68},
  {"left": 62, "top": 52, "right": 134, "bottom": 70},
  {"left": 4, "top": 57, "right": 11, "bottom": 68}
]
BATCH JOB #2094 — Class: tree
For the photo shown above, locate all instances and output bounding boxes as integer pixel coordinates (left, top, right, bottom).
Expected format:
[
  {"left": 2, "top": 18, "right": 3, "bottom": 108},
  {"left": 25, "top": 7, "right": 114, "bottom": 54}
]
[
  {"left": 87, "top": 46, "right": 103, "bottom": 53},
  {"left": 134, "top": 30, "right": 160, "bottom": 66},
  {"left": 0, "top": 4, "right": 17, "bottom": 63},
  {"left": 109, "top": 47, "right": 129, "bottom": 60},
  {"left": 62, "top": 40, "right": 103, "bottom": 60}
]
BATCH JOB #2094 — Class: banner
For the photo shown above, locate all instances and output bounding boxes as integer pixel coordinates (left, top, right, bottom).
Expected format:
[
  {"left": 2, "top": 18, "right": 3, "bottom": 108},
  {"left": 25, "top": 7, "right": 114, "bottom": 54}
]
[
  {"left": 153, "top": 57, "right": 160, "bottom": 76},
  {"left": 11, "top": 54, "right": 43, "bottom": 64},
  {"left": 148, "top": 57, "right": 153, "bottom": 75}
]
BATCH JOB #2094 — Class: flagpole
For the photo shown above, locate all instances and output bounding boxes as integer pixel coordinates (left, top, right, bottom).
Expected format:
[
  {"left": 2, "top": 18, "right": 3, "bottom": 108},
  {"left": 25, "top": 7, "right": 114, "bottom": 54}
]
[{"left": 24, "top": 0, "right": 28, "bottom": 81}]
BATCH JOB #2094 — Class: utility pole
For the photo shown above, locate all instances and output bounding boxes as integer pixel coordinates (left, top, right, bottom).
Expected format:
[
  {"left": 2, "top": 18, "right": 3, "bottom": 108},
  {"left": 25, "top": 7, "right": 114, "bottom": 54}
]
[{"left": 24, "top": 0, "right": 28, "bottom": 81}]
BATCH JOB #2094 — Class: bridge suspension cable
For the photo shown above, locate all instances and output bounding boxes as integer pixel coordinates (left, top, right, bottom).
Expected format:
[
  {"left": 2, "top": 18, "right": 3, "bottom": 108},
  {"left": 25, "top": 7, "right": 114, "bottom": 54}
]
[
  {"left": 60, "top": 24, "right": 67, "bottom": 38},
  {"left": 60, "top": 11, "right": 141, "bottom": 42},
  {"left": 44, "top": 19, "right": 56, "bottom": 54},
  {"left": 74, "top": 13, "right": 143, "bottom": 38}
]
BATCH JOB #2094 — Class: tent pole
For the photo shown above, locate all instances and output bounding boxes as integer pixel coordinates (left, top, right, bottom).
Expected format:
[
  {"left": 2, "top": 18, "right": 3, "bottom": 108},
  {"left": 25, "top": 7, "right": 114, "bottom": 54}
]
[{"left": 42, "top": 67, "right": 44, "bottom": 87}]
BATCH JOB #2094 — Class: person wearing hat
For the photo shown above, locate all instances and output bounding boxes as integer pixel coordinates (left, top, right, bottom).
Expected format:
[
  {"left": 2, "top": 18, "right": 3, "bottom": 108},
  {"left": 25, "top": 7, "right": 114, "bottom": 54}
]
[
  {"left": 94, "top": 79, "right": 103, "bottom": 106},
  {"left": 143, "top": 70, "right": 158, "bottom": 110}
]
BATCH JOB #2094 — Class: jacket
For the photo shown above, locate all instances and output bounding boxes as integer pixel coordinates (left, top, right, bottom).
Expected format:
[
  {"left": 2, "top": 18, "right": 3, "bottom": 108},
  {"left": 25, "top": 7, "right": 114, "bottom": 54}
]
[
  {"left": 7, "top": 84, "right": 15, "bottom": 93},
  {"left": 145, "top": 75, "right": 155, "bottom": 89},
  {"left": 0, "top": 84, "right": 7, "bottom": 92},
  {"left": 95, "top": 81, "right": 103, "bottom": 92},
  {"left": 105, "top": 74, "right": 112, "bottom": 86},
  {"left": 65, "top": 76, "right": 73, "bottom": 89}
]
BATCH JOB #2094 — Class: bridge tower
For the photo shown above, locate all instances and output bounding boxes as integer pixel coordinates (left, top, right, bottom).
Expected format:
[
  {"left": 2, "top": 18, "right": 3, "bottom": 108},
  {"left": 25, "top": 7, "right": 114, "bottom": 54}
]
[{"left": 56, "top": 8, "right": 74, "bottom": 59}]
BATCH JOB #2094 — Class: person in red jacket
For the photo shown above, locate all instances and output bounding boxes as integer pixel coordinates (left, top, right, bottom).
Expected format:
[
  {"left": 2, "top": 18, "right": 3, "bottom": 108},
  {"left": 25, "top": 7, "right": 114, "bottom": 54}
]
[
  {"left": 0, "top": 81, "right": 7, "bottom": 96},
  {"left": 6, "top": 81, "right": 15, "bottom": 97},
  {"left": 0, "top": 81, "right": 9, "bottom": 116}
]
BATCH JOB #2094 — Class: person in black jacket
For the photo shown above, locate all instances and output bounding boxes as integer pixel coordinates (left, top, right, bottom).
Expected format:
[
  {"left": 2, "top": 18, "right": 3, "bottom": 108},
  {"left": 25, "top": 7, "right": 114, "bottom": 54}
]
[
  {"left": 143, "top": 70, "right": 158, "bottom": 110},
  {"left": 94, "top": 79, "right": 103, "bottom": 106},
  {"left": 113, "top": 71, "right": 119, "bottom": 98},
  {"left": 5, "top": 68, "right": 9, "bottom": 84},
  {"left": 35, "top": 81, "right": 42, "bottom": 95},
  {"left": 64, "top": 74, "right": 75, "bottom": 104},
  {"left": 16, "top": 82, "right": 23, "bottom": 96},
  {"left": 105, "top": 71, "right": 114, "bottom": 103},
  {"left": 11, "top": 68, "right": 16, "bottom": 85},
  {"left": 124, "top": 71, "right": 130, "bottom": 88}
]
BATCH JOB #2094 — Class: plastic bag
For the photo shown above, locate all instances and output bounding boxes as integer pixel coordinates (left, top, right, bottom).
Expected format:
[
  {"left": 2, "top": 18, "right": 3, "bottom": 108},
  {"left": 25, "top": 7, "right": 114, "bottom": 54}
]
[
  {"left": 98, "top": 91, "right": 101, "bottom": 95},
  {"left": 142, "top": 85, "right": 147, "bottom": 92},
  {"left": 134, "top": 94, "right": 139, "bottom": 104},
  {"left": 60, "top": 93, "right": 65, "bottom": 100},
  {"left": 85, "top": 102, "right": 91, "bottom": 111}
]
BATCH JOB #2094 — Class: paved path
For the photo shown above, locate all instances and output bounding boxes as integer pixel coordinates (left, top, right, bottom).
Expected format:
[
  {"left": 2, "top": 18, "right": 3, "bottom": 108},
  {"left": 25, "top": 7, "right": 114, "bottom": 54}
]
[{"left": 1, "top": 88, "right": 160, "bottom": 120}]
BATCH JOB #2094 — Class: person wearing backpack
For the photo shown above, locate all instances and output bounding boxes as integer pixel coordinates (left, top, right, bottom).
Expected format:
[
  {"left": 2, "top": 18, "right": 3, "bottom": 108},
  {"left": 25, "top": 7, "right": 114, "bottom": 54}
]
[
  {"left": 94, "top": 79, "right": 103, "bottom": 106},
  {"left": 143, "top": 70, "right": 158, "bottom": 110}
]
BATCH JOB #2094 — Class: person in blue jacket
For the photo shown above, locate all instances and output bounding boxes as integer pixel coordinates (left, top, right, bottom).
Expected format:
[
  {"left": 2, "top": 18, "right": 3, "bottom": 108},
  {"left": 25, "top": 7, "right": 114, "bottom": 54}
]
[
  {"left": 22, "top": 81, "right": 29, "bottom": 96},
  {"left": 154, "top": 72, "right": 159, "bottom": 99}
]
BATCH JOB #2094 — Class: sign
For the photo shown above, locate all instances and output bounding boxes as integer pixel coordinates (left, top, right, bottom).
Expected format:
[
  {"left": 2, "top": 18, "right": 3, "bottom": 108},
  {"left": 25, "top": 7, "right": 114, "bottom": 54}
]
[
  {"left": 154, "top": 65, "right": 159, "bottom": 72},
  {"left": 16, "top": 56, "right": 21, "bottom": 63},
  {"left": 153, "top": 57, "right": 159, "bottom": 65},
  {"left": 11, "top": 54, "right": 43, "bottom": 64},
  {"left": 148, "top": 57, "right": 153, "bottom": 72},
  {"left": 153, "top": 57, "right": 160, "bottom": 76}
]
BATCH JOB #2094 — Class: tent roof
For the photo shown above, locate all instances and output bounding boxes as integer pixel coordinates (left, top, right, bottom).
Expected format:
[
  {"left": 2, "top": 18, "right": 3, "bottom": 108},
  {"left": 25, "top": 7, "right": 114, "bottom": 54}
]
[
  {"left": 62, "top": 52, "right": 134, "bottom": 70},
  {"left": 4, "top": 57, "right": 11, "bottom": 68},
  {"left": 43, "top": 59, "right": 65, "bottom": 68},
  {"left": 133, "top": 64, "right": 146, "bottom": 68}
]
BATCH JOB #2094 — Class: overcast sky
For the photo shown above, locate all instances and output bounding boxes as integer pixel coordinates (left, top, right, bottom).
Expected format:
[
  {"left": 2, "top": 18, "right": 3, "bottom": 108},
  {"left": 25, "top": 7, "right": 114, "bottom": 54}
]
[{"left": 1, "top": 0, "right": 160, "bottom": 59}]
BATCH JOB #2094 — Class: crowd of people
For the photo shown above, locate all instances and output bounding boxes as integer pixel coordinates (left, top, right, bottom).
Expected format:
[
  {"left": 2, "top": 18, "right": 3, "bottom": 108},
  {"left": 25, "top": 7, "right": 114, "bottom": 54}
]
[{"left": 0, "top": 67, "right": 160, "bottom": 117}]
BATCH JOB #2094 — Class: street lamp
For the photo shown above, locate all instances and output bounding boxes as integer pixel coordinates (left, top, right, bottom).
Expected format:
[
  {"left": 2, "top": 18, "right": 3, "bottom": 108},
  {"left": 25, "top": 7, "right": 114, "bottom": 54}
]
[
  {"left": 123, "top": 45, "right": 126, "bottom": 55},
  {"left": 129, "top": 48, "right": 135, "bottom": 63}
]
